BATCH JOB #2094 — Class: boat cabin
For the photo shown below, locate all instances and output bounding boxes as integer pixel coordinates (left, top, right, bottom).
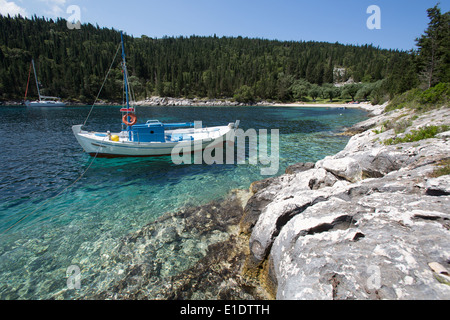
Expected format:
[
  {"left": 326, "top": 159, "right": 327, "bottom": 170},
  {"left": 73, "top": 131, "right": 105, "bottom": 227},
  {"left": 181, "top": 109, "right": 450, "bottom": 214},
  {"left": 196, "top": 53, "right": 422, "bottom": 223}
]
[
  {"left": 131, "top": 120, "right": 165, "bottom": 143},
  {"left": 130, "top": 120, "right": 195, "bottom": 143}
]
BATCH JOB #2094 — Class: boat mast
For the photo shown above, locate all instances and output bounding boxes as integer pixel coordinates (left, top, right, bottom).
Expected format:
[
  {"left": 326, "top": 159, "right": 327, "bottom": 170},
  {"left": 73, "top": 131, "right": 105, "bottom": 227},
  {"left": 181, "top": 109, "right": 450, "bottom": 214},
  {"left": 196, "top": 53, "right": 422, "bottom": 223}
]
[
  {"left": 24, "top": 61, "right": 32, "bottom": 100},
  {"left": 31, "top": 59, "right": 42, "bottom": 101},
  {"left": 120, "top": 32, "right": 130, "bottom": 109}
]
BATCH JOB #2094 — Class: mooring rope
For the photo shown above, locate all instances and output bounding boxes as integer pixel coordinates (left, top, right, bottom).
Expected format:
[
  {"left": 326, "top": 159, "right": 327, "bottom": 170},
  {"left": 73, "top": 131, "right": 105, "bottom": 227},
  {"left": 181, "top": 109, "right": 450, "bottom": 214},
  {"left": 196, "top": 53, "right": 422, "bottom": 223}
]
[
  {"left": 2, "top": 42, "right": 125, "bottom": 235},
  {"left": 0, "top": 141, "right": 105, "bottom": 235},
  {"left": 83, "top": 43, "right": 122, "bottom": 127}
]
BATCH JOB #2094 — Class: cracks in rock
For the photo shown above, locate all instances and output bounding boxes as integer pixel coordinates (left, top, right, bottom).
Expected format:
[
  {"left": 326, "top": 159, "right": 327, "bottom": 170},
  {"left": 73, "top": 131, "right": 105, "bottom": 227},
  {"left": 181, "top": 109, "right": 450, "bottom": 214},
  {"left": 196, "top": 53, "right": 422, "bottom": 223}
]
[
  {"left": 288, "top": 214, "right": 358, "bottom": 250},
  {"left": 330, "top": 273, "right": 343, "bottom": 300},
  {"left": 274, "top": 196, "right": 328, "bottom": 239},
  {"left": 299, "top": 215, "right": 357, "bottom": 238},
  {"left": 251, "top": 196, "right": 330, "bottom": 267},
  {"left": 426, "top": 188, "right": 450, "bottom": 196},
  {"left": 352, "top": 232, "right": 366, "bottom": 242},
  {"left": 413, "top": 214, "right": 450, "bottom": 230}
]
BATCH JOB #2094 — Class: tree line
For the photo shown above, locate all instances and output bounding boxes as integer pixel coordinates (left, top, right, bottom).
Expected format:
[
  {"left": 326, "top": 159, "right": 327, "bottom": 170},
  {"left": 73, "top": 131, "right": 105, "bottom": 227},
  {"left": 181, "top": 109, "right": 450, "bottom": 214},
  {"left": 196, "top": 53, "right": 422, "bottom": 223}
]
[{"left": 0, "top": 4, "right": 447, "bottom": 104}]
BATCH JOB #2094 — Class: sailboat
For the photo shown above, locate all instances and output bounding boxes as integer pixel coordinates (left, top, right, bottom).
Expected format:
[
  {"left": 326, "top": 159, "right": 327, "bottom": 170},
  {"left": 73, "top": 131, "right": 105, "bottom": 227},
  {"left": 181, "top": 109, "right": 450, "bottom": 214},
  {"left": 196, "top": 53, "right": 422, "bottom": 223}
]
[
  {"left": 24, "top": 59, "right": 66, "bottom": 107},
  {"left": 72, "top": 32, "right": 239, "bottom": 158}
]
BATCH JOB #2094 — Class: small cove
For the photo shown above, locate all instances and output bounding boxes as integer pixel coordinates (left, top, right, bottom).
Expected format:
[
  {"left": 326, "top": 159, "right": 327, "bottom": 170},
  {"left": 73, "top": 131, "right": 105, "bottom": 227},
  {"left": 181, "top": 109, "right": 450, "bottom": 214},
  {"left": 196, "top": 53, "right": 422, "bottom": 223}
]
[{"left": 0, "top": 105, "right": 367, "bottom": 299}]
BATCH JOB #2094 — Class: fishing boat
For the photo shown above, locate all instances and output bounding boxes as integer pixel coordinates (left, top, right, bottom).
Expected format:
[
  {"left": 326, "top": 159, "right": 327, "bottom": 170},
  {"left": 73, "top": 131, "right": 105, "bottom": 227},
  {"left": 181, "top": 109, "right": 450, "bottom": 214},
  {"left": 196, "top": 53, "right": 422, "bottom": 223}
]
[
  {"left": 24, "top": 59, "right": 66, "bottom": 107},
  {"left": 72, "top": 32, "right": 239, "bottom": 158}
]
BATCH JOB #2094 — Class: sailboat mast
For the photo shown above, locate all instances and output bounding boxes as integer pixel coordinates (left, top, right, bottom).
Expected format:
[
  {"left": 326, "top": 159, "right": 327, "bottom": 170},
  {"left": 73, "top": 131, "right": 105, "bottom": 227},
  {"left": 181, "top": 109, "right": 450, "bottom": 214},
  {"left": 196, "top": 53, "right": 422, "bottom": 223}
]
[
  {"left": 31, "top": 59, "right": 42, "bottom": 101},
  {"left": 24, "top": 61, "right": 32, "bottom": 100},
  {"left": 120, "top": 32, "right": 130, "bottom": 109}
]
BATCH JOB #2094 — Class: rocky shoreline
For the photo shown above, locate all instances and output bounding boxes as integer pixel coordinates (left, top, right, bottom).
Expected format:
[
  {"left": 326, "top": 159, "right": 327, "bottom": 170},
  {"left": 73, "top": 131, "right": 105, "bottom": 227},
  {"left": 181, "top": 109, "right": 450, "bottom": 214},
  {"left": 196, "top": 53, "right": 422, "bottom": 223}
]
[
  {"left": 1, "top": 96, "right": 373, "bottom": 108},
  {"left": 62, "top": 102, "right": 449, "bottom": 300},
  {"left": 0, "top": 97, "right": 271, "bottom": 107},
  {"left": 242, "top": 104, "right": 450, "bottom": 299},
  {"left": 133, "top": 96, "right": 272, "bottom": 107}
]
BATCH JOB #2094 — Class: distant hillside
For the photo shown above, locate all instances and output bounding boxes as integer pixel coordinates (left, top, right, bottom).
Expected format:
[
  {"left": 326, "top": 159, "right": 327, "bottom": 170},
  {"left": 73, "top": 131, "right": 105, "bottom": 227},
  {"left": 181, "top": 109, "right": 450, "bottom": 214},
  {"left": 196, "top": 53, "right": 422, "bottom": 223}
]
[{"left": 0, "top": 15, "right": 416, "bottom": 103}]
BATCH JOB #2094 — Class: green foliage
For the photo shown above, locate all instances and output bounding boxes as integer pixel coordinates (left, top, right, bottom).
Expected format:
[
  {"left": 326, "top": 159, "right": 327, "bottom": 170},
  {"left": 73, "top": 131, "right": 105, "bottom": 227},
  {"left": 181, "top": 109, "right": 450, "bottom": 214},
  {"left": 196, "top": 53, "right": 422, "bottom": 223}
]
[
  {"left": 385, "top": 83, "right": 450, "bottom": 112},
  {"left": 356, "top": 83, "right": 375, "bottom": 101},
  {"left": 383, "top": 125, "right": 449, "bottom": 145},
  {"left": 233, "top": 85, "right": 255, "bottom": 103},
  {"left": 277, "top": 73, "right": 295, "bottom": 101},
  {"left": 393, "top": 119, "right": 413, "bottom": 134},
  {"left": 373, "top": 115, "right": 412, "bottom": 135},
  {"left": 385, "top": 88, "right": 423, "bottom": 111},
  {"left": 430, "top": 159, "right": 450, "bottom": 177},
  {"left": 420, "top": 82, "right": 450, "bottom": 104},
  {"left": 308, "top": 84, "right": 322, "bottom": 101},
  {"left": 0, "top": 15, "right": 416, "bottom": 103},
  {"left": 341, "top": 83, "right": 362, "bottom": 101},
  {"left": 322, "top": 84, "right": 342, "bottom": 102},
  {"left": 415, "top": 4, "right": 450, "bottom": 88},
  {"left": 291, "top": 79, "right": 311, "bottom": 100}
]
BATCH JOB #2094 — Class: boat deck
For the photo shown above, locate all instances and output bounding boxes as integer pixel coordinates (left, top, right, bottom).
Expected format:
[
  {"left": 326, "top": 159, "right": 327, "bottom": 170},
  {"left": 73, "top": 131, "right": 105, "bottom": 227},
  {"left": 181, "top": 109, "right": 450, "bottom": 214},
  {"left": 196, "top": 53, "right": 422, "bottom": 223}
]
[{"left": 79, "top": 125, "right": 231, "bottom": 144}]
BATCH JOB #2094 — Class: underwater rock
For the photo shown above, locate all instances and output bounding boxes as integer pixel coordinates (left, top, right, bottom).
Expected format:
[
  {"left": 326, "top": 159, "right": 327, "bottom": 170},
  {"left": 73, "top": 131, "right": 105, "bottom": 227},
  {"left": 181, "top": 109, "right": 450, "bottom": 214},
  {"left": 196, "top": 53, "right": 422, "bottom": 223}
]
[{"left": 73, "top": 189, "right": 269, "bottom": 300}]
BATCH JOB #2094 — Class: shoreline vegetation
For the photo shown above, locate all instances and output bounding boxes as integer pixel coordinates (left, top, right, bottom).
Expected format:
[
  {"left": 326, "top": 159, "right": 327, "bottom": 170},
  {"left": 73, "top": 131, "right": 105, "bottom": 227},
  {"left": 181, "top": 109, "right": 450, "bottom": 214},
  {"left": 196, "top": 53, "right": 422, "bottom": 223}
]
[{"left": 0, "top": 96, "right": 380, "bottom": 110}]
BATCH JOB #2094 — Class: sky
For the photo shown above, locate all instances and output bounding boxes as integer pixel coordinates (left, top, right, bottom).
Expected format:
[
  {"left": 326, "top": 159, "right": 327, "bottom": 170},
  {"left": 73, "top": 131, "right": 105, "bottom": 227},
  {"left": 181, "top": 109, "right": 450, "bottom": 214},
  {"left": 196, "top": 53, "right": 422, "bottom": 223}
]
[{"left": 1, "top": 0, "right": 449, "bottom": 51}]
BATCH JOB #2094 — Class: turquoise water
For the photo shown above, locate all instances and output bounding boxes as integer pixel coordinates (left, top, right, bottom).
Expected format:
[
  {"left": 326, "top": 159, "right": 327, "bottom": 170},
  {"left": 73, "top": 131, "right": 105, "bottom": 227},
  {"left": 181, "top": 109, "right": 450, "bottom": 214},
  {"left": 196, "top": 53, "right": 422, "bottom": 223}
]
[{"left": 0, "top": 105, "right": 367, "bottom": 299}]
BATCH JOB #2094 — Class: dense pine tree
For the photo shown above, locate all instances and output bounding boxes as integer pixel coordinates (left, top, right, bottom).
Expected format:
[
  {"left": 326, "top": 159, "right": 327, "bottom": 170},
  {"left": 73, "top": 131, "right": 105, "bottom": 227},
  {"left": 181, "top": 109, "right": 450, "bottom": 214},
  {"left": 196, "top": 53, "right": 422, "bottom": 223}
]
[
  {"left": 415, "top": 4, "right": 450, "bottom": 88},
  {"left": 0, "top": 15, "right": 417, "bottom": 103}
]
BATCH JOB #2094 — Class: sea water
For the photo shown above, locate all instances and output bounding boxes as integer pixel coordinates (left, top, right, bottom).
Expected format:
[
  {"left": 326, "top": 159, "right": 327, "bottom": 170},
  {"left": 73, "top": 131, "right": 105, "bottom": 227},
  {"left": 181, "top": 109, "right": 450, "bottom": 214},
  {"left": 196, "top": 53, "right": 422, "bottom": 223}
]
[{"left": 0, "top": 105, "right": 367, "bottom": 299}]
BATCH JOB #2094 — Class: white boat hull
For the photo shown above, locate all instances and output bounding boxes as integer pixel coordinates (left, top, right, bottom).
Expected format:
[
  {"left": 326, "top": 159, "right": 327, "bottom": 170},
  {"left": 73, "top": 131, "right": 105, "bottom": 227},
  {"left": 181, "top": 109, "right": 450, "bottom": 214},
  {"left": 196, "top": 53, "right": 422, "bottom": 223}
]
[
  {"left": 72, "top": 124, "right": 236, "bottom": 158},
  {"left": 25, "top": 100, "right": 66, "bottom": 107}
]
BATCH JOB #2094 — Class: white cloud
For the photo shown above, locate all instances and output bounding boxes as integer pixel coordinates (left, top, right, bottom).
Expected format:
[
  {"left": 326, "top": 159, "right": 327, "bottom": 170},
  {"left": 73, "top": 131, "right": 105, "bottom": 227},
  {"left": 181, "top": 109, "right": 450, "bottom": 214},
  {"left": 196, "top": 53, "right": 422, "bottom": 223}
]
[
  {"left": 38, "top": 0, "right": 67, "bottom": 17},
  {"left": 0, "top": 0, "right": 28, "bottom": 17}
]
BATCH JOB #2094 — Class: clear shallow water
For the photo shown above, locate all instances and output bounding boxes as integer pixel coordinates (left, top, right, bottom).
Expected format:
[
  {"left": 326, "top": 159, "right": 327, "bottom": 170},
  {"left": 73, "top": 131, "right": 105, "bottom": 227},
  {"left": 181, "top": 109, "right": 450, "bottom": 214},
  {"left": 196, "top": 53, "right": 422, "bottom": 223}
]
[{"left": 0, "top": 105, "right": 367, "bottom": 299}]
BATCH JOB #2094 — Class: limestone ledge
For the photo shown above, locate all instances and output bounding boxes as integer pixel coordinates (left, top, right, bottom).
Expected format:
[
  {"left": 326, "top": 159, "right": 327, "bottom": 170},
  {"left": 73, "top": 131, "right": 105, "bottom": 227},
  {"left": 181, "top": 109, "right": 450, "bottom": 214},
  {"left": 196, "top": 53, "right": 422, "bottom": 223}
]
[{"left": 242, "top": 104, "right": 450, "bottom": 300}]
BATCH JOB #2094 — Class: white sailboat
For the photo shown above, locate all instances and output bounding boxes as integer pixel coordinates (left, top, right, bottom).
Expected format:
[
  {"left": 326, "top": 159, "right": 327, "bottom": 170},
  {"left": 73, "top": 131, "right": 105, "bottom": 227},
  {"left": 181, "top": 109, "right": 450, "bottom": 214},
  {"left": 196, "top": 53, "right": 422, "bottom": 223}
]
[
  {"left": 24, "top": 59, "right": 66, "bottom": 107},
  {"left": 72, "top": 32, "right": 239, "bottom": 158}
]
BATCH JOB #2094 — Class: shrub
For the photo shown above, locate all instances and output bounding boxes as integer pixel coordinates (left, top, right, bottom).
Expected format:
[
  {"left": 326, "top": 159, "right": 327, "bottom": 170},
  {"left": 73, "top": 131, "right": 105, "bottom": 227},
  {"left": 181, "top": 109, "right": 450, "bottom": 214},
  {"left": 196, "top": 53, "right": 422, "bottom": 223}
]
[
  {"left": 385, "top": 83, "right": 450, "bottom": 112},
  {"left": 430, "top": 159, "right": 450, "bottom": 178},
  {"left": 420, "top": 82, "right": 450, "bottom": 105},
  {"left": 383, "top": 125, "right": 449, "bottom": 145},
  {"left": 385, "top": 88, "right": 422, "bottom": 111}
]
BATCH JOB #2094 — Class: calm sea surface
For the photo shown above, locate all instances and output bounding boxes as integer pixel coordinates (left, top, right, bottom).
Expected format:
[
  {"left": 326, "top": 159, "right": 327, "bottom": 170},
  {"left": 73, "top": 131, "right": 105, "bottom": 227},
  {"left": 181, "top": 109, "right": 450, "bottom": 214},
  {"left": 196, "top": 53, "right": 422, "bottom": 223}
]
[{"left": 0, "top": 105, "right": 367, "bottom": 299}]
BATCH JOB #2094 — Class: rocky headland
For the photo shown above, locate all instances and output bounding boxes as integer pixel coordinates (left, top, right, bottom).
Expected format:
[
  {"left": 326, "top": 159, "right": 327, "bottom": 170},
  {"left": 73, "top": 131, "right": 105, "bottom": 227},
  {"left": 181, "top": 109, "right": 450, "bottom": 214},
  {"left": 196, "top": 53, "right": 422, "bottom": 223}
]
[{"left": 242, "top": 104, "right": 450, "bottom": 299}]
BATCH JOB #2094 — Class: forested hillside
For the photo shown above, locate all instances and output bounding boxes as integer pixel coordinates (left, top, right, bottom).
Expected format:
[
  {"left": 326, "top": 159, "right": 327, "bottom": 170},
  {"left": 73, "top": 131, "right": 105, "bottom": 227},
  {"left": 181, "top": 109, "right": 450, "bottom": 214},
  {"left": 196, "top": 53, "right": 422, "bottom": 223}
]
[{"left": 0, "top": 15, "right": 417, "bottom": 103}]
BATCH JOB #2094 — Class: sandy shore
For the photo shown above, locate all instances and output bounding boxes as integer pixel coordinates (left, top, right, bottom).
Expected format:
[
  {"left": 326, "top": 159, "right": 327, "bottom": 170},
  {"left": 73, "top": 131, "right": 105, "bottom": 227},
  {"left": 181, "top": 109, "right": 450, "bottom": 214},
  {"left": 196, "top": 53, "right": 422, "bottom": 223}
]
[
  {"left": 272, "top": 101, "right": 387, "bottom": 115},
  {"left": 274, "top": 103, "right": 351, "bottom": 107},
  {"left": 273, "top": 102, "right": 365, "bottom": 108}
]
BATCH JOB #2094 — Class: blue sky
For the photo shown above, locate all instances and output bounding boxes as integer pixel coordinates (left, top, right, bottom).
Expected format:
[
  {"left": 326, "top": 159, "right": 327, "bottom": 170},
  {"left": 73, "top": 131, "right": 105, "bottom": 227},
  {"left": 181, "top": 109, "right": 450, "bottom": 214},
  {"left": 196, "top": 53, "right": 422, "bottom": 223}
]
[{"left": 1, "top": 0, "right": 449, "bottom": 51}]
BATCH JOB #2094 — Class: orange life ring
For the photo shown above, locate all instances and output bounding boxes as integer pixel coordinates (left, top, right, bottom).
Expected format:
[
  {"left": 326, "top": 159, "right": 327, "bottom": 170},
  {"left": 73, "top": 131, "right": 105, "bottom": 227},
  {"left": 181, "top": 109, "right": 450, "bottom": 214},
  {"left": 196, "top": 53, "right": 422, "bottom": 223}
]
[{"left": 122, "top": 113, "right": 137, "bottom": 126}]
